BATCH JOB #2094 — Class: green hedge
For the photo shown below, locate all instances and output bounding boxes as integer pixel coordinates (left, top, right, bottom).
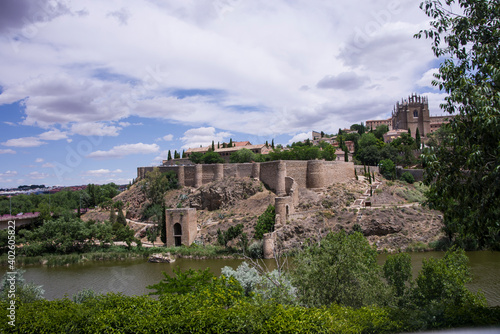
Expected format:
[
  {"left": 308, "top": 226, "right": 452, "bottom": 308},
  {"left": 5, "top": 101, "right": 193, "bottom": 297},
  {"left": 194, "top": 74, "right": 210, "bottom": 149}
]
[{"left": 1, "top": 294, "right": 498, "bottom": 333}]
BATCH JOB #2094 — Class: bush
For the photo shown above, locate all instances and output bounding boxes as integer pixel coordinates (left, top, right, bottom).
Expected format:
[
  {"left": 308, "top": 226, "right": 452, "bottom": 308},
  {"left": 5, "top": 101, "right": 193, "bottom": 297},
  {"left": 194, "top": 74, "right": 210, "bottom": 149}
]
[
  {"left": 379, "top": 159, "right": 396, "bottom": 180},
  {"left": 247, "top": 240, "right": 263, "bottom": 259},
  {"left": 254, "top": 205, "right": 276, "bottom": 239},
  {"left": 400, "top": 171, "right": 415, "bottom": 184},
  {"left": 291, "top": 231, "right": 390, "bottom": 308}
]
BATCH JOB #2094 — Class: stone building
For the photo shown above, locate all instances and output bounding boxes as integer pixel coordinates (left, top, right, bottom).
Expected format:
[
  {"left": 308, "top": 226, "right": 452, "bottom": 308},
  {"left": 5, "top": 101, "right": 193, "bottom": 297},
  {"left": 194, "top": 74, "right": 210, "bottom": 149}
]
[
  {"left": 391, "top": 94, "right": 431, "bottom": 138},
  {"left": 165, "top": 208, "right": 197, "bottom": 247}
]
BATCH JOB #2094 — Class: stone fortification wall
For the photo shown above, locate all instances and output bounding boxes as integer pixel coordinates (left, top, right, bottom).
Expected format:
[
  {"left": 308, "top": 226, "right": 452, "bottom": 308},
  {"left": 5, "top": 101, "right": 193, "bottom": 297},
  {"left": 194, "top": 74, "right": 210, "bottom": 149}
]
[
  {"left": 223, "top": 163, "right": 253, "bottom": 178},
  {"left": 324, "top": 161, "right": 356, "bottom": 184},
  {"left": 184, "top": 166, "right": 196, "bottom": 187},
  {"left": 259, "top": 161, "right": 281, "bottom": 192},
  {"left": 284, "top": 161, "right": 308, "bottom": 188},
  {"left": 138, "top": 159, "right": 356, "bottom": 191}
]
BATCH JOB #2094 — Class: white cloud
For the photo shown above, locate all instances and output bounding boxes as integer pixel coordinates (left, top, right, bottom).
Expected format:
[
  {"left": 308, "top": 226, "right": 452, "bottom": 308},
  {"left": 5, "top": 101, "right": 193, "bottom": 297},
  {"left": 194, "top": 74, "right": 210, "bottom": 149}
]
[
  {"left": 87, "top": 143, "right": 160, "bottom": 159},
  {"left": 161, "top": 134, "right": 174, "bottom": 141},
  {"left": 107, "top": 7, "right": 131, "bottom": 25},
  {"left": 42, "top": 162, "right": 55, "bottom": 168},
  {"left": 0, "top": 171, "right": 18, "bottom": 177},
  {"left": 71, "top": 122, "right": 121, "bottom": 137},
  {"left": 38, "top": 128, "right": 68, "bottom": 141},
  {"left": 180, "top": 127, "right": 231, "bottom": 150},
  {"left": 0, "top": 0, "right": 440, "bottom": 139},
  {"left": 417, "top": 68, "right": 440, "bottom": 88},
  {"left": 28, "top": 171, "right": 49, "bottom": 180},
  {"left": 84, "top": 169, "right": 123, "bottom": 176},
  {"left": 287, "top": 132, "right": 311, "bottom": 145},
  {"left": 2, "top": 137, "right": 46, "bottom": 147},
  {"left": 0, "top": 149, "right": 16, "bottom": 154},
  {"left": 35, "top": 158, "right": 44, "bottom": 163}
]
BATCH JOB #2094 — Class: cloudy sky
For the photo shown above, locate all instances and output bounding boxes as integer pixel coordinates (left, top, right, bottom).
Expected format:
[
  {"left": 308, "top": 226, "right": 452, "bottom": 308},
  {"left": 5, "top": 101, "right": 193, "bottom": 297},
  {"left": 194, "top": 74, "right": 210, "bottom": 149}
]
[{"left": 0, "top": 0, "right": 447, "bottom": 187}]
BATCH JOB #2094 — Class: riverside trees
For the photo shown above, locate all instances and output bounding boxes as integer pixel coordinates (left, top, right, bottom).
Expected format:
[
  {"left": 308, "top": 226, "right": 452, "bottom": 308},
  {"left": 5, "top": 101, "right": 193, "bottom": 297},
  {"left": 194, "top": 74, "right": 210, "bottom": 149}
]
[{"left": 417, "top": 0, "right": 500, "bottom": 249}]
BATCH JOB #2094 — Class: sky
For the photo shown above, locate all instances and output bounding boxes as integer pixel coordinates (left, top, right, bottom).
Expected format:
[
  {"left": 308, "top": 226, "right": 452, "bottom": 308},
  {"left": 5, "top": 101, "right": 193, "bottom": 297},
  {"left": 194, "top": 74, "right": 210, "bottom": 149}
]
[{"left": 0, "top": 0, "right": 448, "bottom": 188}]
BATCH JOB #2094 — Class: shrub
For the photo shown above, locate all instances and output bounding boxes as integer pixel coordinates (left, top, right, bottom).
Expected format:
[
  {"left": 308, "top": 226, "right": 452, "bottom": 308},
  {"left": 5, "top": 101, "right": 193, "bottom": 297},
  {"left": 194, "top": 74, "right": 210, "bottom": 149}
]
[
  {"left": 400, "top": 171, "right": 415, "bottom": 184},
  {"left": 291, "top": 231, "right": 390, "bottom": 308},
  {"left": 379, "top": 159, "right": 396, "bottom": 180},
  {"left": 247, "top": 240, "right": 263, "bottom": 259},
  {"left": 254, "top": 205, "right": 276, "bottom": 239}
]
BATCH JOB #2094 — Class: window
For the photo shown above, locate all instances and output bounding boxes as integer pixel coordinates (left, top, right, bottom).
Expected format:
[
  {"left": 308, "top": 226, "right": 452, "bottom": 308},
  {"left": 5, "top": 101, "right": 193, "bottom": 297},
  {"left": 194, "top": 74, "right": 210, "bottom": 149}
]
[{"left": 413, "top": 110, "right": 418, "bottom": 118}]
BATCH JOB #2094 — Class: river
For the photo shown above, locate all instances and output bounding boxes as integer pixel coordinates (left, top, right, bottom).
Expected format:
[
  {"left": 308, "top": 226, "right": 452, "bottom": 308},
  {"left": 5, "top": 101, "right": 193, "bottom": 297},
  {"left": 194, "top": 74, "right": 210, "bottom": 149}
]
[{"left": 2, "top": 251, "right": 499, "bottom": 306}]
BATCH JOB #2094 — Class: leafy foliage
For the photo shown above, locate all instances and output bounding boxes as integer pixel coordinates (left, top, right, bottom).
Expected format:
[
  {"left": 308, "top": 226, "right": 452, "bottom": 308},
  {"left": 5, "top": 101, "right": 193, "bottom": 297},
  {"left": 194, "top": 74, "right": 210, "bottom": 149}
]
[
  {"left": 217, "top": 224, "right": 244, "bottom": 248},
  {"left": 417, "top": 0, "right": 500, "bottom": 249},
  {"left": 291, "top": 231, "right": 390, "bottom": 308},
  {"left": 400, "top": 171, "right": 415, "bottom": 184},
  {"left": 379, "top": 159, "right": 396, "bottom": 180},
  {"left": 147, "top": 267, "right": 215, "bottom": 295},
  {"left": 254, "top": 204, "right": 276, "bottom": 239}
]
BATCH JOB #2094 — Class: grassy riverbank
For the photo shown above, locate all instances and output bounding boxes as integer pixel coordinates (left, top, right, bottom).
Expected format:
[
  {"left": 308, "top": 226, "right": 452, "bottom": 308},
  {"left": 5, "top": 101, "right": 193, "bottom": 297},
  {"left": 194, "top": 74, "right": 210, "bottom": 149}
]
[{"left": 0, "top": 244, "right": 240, "bottom": 267}]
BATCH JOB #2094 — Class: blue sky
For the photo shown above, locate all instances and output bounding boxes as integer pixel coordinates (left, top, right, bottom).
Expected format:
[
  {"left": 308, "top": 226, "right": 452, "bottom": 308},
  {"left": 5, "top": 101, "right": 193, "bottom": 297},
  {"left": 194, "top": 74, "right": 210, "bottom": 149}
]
[{"left": 0, "top": 0, "right": 447, "bottom": 188}]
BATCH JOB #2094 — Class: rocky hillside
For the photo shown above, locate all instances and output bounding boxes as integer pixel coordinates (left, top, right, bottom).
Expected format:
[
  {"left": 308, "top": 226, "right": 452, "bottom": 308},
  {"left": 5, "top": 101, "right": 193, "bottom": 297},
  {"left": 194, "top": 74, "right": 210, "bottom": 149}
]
[{"left": 95, "top": 173, "right": 444, "bottom": 252}]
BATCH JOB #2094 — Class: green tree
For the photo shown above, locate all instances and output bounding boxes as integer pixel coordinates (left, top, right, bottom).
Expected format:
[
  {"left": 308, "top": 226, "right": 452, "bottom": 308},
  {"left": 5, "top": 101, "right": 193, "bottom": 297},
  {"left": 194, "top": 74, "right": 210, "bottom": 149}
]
[
  {"left": 254, "top": 205, "right": 276, "bottom": 239},
  {"left": 230, "top": 148, "right": 256, "bottom": 163},
  {"left": 291, "top": 231, "right": 389, "bottom": 308},
  {"left": 201, "top": 151, "right": 224, "bottom": 164},
  {"left": 217, "top": 224, "right": 244, "bottom": 248},
  {"left": 374, "top": 124, "right": 389, "bottom": 140},
  {"left": 383, "top": 253, "right": 413, "bottom": 306},
  {"left": 415, "top": 127, "right": 421, "bottom": 149},
  {"left": 379, "top": 159, "right": 396, "bottom": 180},
  {"left": 412, "top": 247, "right": 485, "bottom": 308},
  {"left": 189, "top": 152, "right": 204, "bottom": 164},
  {"left": 167, "top": 150, "right": 172, "bottom": 160},
  {"left": 116, "top": 208, "right": 126, "bottom": 226},
  {"left": 417, "top": 0, "right": 500, "bottom": 249}
]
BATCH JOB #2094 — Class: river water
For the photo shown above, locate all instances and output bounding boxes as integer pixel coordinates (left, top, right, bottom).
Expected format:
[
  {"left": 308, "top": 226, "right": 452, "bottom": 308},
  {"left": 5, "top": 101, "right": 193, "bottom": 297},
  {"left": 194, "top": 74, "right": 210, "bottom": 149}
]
[{"left": 2, "top": 251, "right": 499, "bottom": 306}]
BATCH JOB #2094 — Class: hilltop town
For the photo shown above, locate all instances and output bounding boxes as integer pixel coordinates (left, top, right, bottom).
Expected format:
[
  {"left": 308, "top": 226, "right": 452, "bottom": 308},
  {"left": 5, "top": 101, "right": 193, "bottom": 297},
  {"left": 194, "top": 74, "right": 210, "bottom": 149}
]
[{"left": 125, "top": 94, "right": 447, "bottom": 254}]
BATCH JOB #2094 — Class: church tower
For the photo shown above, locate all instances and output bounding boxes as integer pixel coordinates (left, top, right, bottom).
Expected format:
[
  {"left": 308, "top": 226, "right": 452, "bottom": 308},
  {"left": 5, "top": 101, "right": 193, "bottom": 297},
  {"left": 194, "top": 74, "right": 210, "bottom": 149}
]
[{"left": 391, "top": 94, "right": 430, "bottom": 138}]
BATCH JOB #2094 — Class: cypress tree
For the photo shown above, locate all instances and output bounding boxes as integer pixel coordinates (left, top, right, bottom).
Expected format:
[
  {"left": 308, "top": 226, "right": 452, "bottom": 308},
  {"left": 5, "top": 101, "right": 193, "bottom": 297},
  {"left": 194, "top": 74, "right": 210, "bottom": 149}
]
[
  {"left": 229, "top": 138, "right": 233, "bottom": 147},
  {"left": 167, "top": 150, "right": 172, "bottom": 160},
  {"left": 415, "top": 127, "right": 421, "bottom": 149},
  {"left": 344, "top": 150, "right": 348, "bottom": 162},
  {"left": 211, "top": 140, "right": 215, "bottom": 151},
  {"left": 160, "top": 203, "right": 167, "bottom": 244},
  {"left": 109, "top": 207, "right": 116, "bottom": 223},
  {"left": 271, "top": 139, "right": 275, "bottom": 149},
  {"left": 117, "top": 208, "right": 126, "bottom": 226},
  {"left": 182, "top": 150, "right": 186, "bottom": 158}
]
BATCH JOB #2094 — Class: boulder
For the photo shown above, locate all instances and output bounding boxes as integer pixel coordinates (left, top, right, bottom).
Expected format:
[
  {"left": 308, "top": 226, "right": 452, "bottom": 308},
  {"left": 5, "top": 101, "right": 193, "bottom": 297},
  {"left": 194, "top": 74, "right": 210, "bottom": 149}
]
[
  {"left": 148, "top": 253, "right": 175, "bottom": 263},
  {"left": 362, "top": 219, "right": 402, "bottom": 236}
]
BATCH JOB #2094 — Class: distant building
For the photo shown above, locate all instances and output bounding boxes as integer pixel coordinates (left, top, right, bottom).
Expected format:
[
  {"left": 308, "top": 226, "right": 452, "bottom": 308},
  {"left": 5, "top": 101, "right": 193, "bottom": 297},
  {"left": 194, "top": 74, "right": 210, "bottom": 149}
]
[
  {"left": 180, "top": 141, "right": 271, "bottom": 163},
  {"left": 368, "top": 94, "right": 455, "bottom": 143},
  {"left": 366, "top": 118, "right": 392, "bottom": 131}
]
